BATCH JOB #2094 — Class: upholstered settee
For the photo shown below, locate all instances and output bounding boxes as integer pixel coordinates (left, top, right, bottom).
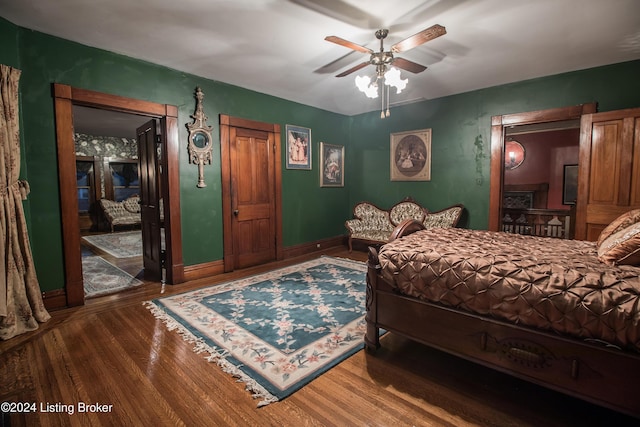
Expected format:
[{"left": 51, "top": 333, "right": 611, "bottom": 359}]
[
  {"left": 99, "top": 195, "right": 141, "bottom": 232},
  {"left": 345, "top": 197, "right": 463, "bottom": 251}
]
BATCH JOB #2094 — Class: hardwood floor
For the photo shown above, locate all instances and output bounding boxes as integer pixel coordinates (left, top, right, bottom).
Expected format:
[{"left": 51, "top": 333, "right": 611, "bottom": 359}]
[{"left": 1, "top": 247, "right": 637, "bottom": 426}]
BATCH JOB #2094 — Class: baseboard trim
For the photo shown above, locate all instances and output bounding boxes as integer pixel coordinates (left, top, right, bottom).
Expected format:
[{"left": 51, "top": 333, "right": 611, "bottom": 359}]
[
  {"left": 44, "top": 236, "right": 348, "bottom": 307},
  {"left": 183, "top": 259, "right": 225, "bottom": 282},
  {"left": 42, "top": 289, "right": 68, "bottom": 311},
  {"left": 182, "top": 236, "right": 346, "bottom": 281},
  {"left": 282, "top": 235, "right": 345, "bottom": 259}
]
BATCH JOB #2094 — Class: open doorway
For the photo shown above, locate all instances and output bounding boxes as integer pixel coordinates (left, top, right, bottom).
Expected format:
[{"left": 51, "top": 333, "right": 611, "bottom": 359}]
[
  {"left": 54, "top": 84, "right": 184, "bottom": 307},
  {"left": 73, "top": 105, "right": 151, "bottom": 298},
  {"left": 501, "top": 121, "right": 580, "bottom": 238},
  {"left": 488, "top": 103, "right": 597, "bottom": 234}
]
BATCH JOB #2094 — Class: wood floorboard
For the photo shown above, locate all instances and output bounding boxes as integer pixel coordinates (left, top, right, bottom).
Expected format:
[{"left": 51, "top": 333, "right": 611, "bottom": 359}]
[{"left": 1, "top": 246, "right": 638, "bottom": 426}]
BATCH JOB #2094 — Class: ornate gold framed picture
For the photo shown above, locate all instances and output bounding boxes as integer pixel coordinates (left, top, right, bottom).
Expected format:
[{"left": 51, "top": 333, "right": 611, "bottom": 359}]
[
  {"left": 390, "top": 129, "right": 431, "bottom": 181},
  {"left": 319, "top": 142, "right": 344, "bottom": 187}
]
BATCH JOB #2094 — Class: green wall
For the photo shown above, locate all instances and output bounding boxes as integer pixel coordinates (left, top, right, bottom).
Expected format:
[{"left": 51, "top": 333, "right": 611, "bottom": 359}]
[
  {"left": 10, "top": 25, "right": 349, "bottom": 292},
  {"left": 0, "top": 18, "right": 19, "bottom": 67},
  {"left": 348, "top": 60, "right": 640, "bottom": 229},
  {"left": 3, "top": 16, "right": 640, "bottom": 293}
]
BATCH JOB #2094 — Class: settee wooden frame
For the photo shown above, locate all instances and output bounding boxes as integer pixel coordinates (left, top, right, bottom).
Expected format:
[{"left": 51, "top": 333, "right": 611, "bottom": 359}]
[{"left": 365, "top": 219, "right": 640, "bottom": 418}]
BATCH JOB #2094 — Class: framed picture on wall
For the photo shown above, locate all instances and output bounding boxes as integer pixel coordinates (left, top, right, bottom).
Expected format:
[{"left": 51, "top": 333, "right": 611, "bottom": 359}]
[
  {"left": 563, "top": 164, "right": 578, "bottom": 205},
  {"left": 390, "top": 128, "right": 431, "bottom": 181},
  {"left": 319, "top": 142, "right": 344, "bottom": 187},
  {"left": 285, "top": 124, "right": 312, "bottom": 170}
]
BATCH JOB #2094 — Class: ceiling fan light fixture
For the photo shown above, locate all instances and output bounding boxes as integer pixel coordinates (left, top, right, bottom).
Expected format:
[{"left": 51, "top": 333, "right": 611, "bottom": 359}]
[
  {"left": 355, "top": 75, "right": 379, "bottom": 98},
  {"left": 384, "top": 67, "right": 408, "bottom": 94},
  {"left": 326, "top": 25, "right": 445, "bottom": 119}
]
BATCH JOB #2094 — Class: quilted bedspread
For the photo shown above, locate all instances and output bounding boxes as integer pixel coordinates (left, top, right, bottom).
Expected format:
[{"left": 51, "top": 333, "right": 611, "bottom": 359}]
[{"left": 378, "top": 228, "right": 640, "bottom": 352}]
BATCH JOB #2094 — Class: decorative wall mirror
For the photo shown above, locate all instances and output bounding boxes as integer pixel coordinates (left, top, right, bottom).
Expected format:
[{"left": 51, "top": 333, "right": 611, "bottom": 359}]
[
  {"left": 187, "top": 87, "right": 213, "bottom": 188},
  {"left": 504, "top": 140, "right": 525, "bottom": 170}
]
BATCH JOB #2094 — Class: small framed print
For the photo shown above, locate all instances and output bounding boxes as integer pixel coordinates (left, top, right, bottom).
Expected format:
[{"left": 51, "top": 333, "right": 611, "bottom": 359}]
[
  {"left": 320, "top": 142, "right": 344, "bottom": 187},
  {"left": 390, "top": 129, "right": 431, "bottom": 181},
  {"left": 563, "top": 164, "right": 578, "bottom": 205},
  {"left": 285, "top": 125, "right": 311, "bottom": 170}
]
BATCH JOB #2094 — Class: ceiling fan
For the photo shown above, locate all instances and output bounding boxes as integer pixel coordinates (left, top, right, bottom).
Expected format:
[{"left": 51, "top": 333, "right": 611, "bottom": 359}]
[{"left": 324, "top": 24, "right": 447, "bottom": 78}]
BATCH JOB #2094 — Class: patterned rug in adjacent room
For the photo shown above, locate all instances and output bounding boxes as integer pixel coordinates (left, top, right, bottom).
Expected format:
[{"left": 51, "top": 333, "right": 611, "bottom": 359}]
[
  {"left": 83, "top": 255, "right": 143, "bottom": 298},
  {"left": 145, "top": 256, "right": 368, "bottom": 406},
  {"left": 82, "top": 231, "right": 142, "bottom": 258}
]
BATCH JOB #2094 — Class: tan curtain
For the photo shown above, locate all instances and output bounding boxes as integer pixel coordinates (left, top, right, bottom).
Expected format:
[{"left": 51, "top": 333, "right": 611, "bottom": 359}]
[{"left": 0, "top": 64, "right": 50, "bottom": 340}]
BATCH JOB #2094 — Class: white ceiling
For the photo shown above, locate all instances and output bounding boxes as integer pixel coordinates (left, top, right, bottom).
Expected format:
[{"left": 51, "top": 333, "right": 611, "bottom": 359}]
[{"left": 2, "top": 0, "right": 640, "bottom": 118}]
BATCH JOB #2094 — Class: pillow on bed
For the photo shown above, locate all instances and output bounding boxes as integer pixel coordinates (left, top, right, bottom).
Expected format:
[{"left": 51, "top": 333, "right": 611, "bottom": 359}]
[
  {"left": 597, "top": 209, "right": 640, "bottom": 247},
  {"left": 597, "top": 221, "right": 640, "bottom": 266}
]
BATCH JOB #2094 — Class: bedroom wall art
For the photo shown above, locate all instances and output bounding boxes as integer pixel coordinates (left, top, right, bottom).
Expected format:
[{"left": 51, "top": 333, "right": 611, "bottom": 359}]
[
  {"left": 390, "top": 128, "right": 431, "bottom": 181},
  {"left": 563, "top": 164, "right": 578, "bottom": 205},
  {"left": 320, "top": 142, "right": 344, "bottom": 187},
  {"left": 285, "top": 124, "right": 312, "bottom": 170}
]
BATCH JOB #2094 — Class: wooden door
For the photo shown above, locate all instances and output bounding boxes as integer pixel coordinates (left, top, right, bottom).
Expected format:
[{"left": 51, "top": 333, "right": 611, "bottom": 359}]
[
  {"left": 575, "top": 107, "right": 640, "bottom": 240},
  {"left": 137, "top": 119, "right": 163, "bottom": 280},
  {"left": 220, "top": 115, "right": 282, "bottom": 272},
  {"left": 230, "top": 126, "right": 276, "bottom": 268}
]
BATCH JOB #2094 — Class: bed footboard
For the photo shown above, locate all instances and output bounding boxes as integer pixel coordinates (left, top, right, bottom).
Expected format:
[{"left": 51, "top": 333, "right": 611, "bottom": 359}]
[
  {"left": 365, "top": 219, "right": 425, "bottom": 351},
  {"left": 365, "top": 246, "right": 382, "bottom": 351},
  {"left": 364, "top": 224, "right": 640, "bottom": 417}
]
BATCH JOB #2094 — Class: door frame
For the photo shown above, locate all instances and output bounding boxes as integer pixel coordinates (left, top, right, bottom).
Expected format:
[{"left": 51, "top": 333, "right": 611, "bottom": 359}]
[
  {"left": 54, "top": 84, "right": 184, "bottom": 307},
  {"left": 488, "top": 103, "right": 597, "bottom": 231},
  {"left": 219, "top": 114, "right": 283, "bottom": 272}
]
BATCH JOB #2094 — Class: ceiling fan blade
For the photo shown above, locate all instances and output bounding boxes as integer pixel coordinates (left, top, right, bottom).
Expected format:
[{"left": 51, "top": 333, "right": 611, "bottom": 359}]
[
  {"left": 391, "top": 24, "right": 446, "bottom": 53},
  {"left": 335, "top": 61, "right": 371, "bottom": 77},
  {"left": 391, "top": 57, "right": 427, "bottom": 74},
  {"left": 314, "top": 51, "right": 360, "bottom": 74},
  {"left": 289, "top": 0, "right": 383, "bottom": 29},
  {"left": 325, "top": 36, "right": 373, "bottom": 54}
]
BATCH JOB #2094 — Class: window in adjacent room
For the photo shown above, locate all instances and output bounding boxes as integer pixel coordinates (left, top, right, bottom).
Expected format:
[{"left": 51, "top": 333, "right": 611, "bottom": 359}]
[{"left": 106, "top": 159, "right": 139, "bottom": 201}]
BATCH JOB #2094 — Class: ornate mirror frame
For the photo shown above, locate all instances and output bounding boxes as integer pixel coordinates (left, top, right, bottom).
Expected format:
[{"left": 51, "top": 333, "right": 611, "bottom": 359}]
[
  {"left": 187, "top": 87, "right": 213, "bottom": 188},
  {"left": 504, "top": 140, "right": 525, "bottom": 170}
]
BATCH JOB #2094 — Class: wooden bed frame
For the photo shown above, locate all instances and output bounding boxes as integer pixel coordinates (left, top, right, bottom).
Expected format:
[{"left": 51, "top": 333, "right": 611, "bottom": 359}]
[{"left": 365, "top": 220, "right": 640, "bottom": 418}]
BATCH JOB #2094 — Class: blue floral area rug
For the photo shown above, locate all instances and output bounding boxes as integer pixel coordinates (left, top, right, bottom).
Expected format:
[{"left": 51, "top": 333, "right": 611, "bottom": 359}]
[{"left": 145, "top": 256, "right": 368, "bottom": 406}]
